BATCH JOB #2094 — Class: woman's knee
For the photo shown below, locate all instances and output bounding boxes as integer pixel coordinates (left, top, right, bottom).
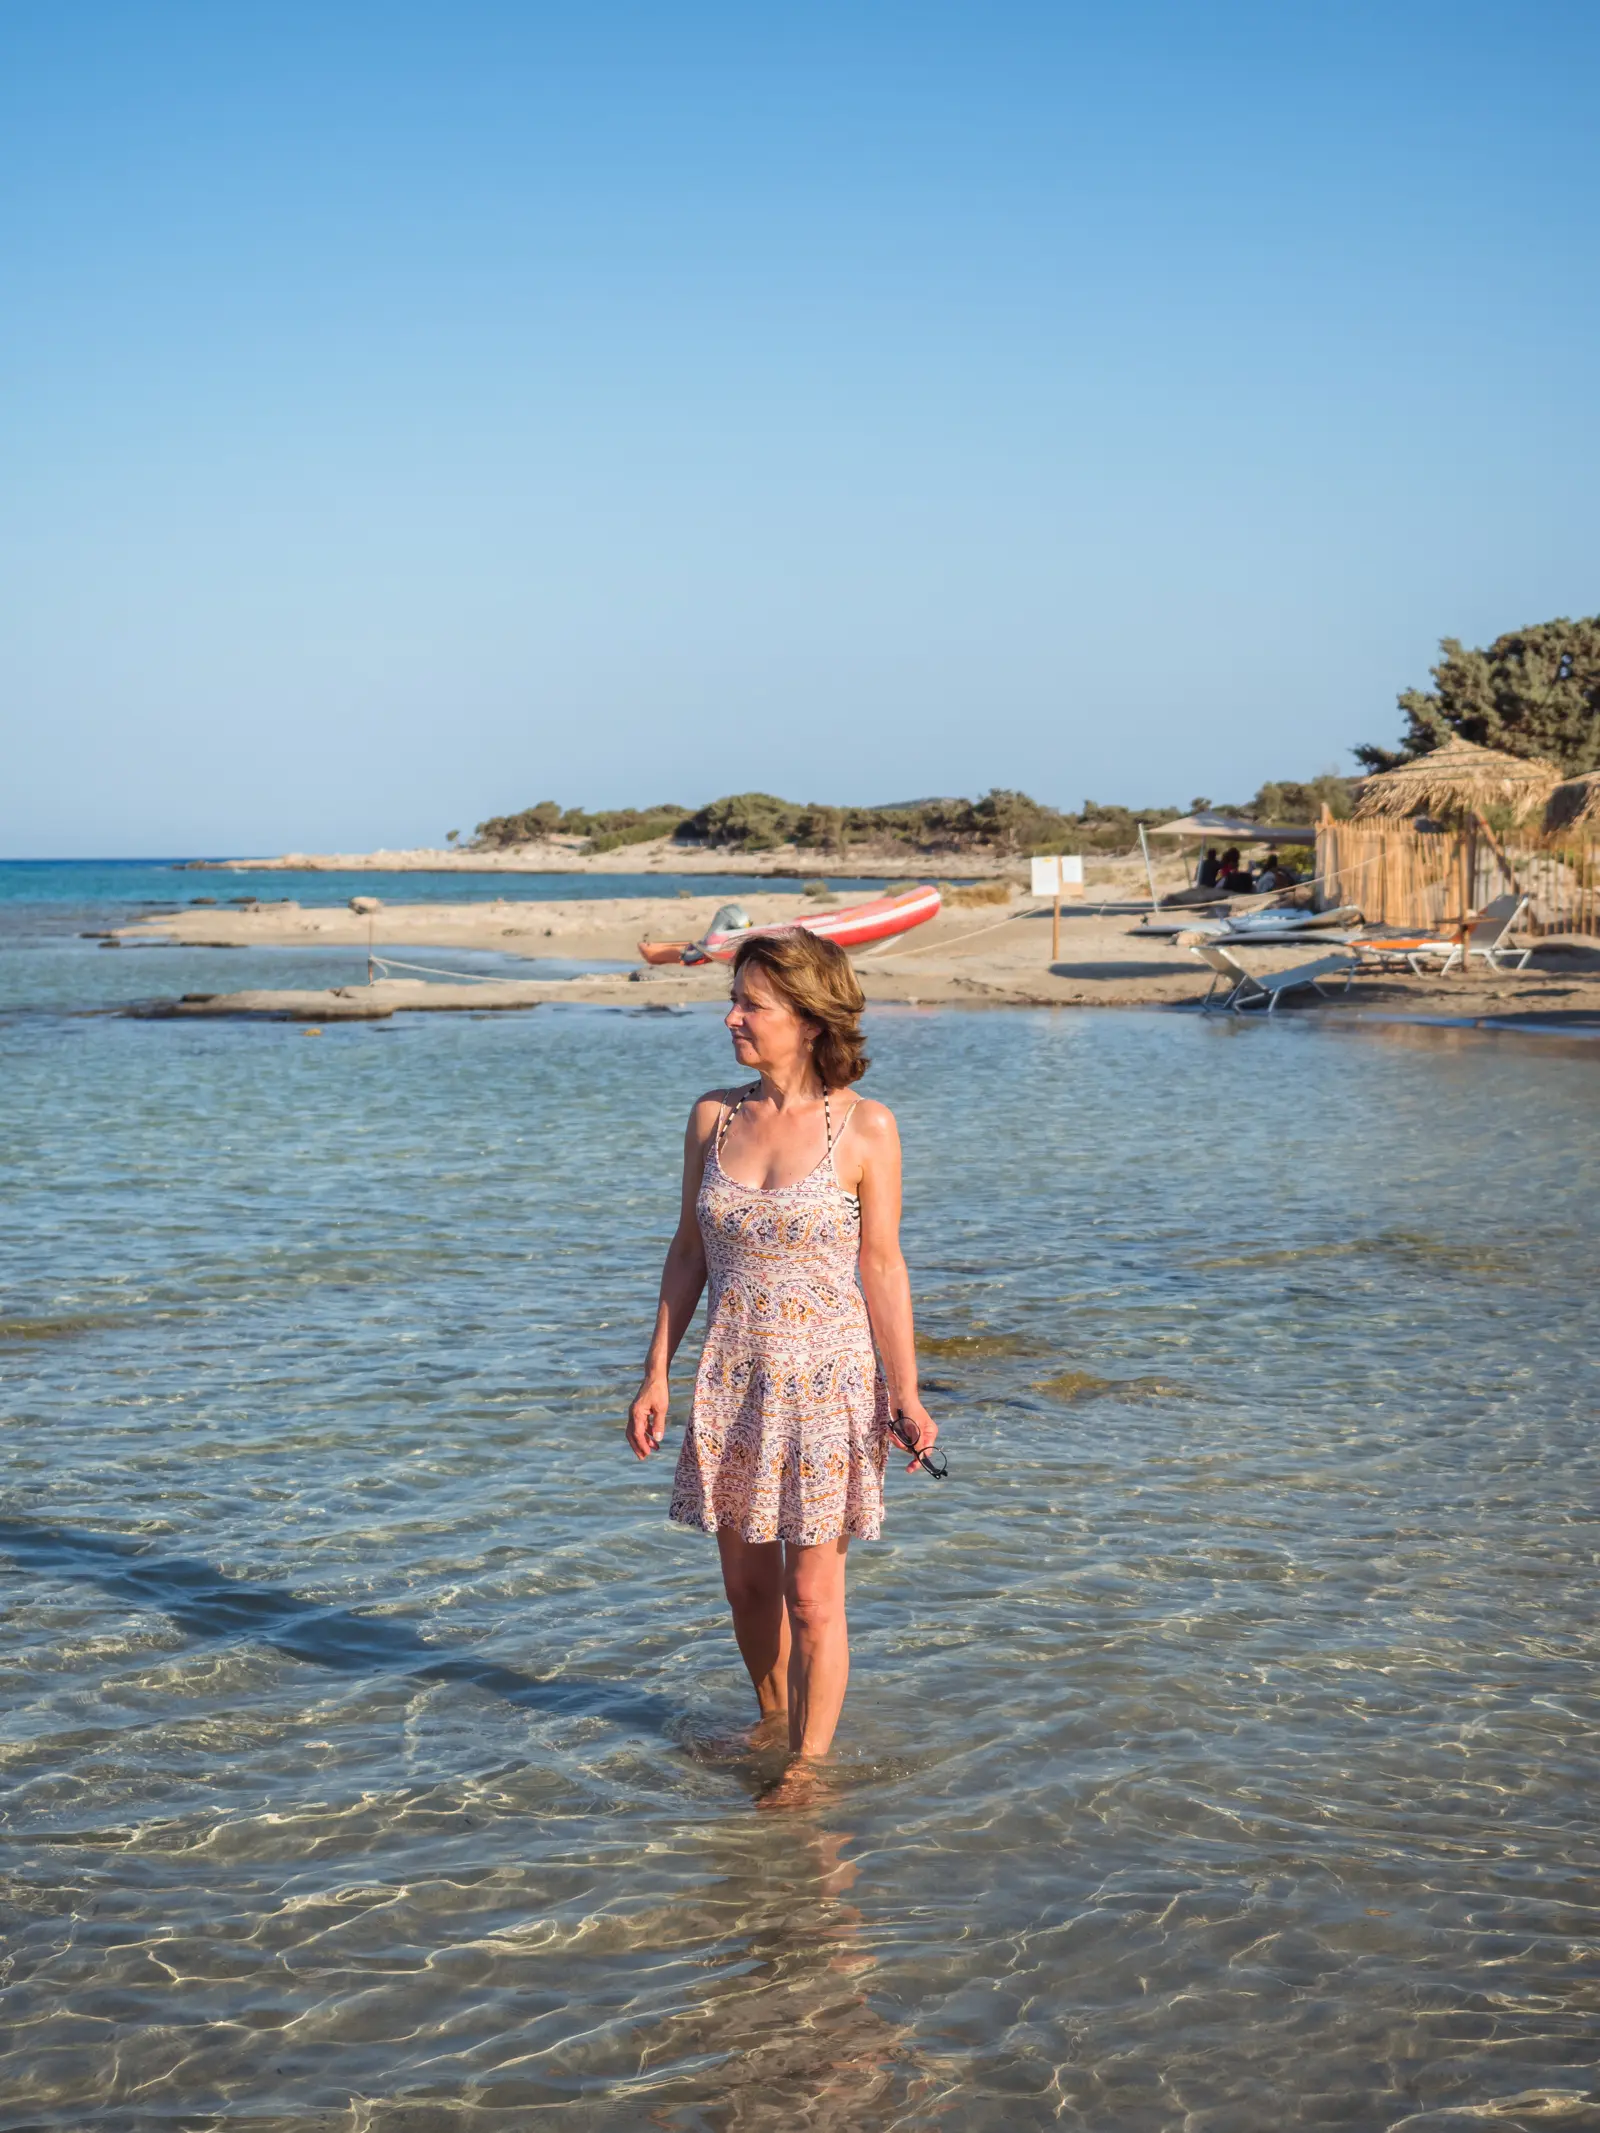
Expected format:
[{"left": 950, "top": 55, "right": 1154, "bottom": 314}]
[
  {"left": 724, "top": 1571, "right": 781, "bottom": 1618},
  {"left": 785, "top": 1590, "right": 844, "bottom": 1642},
  {"left": 784, "top": 1560, "right": 848, "bottom": 1638},
  {"left": 719, "top": 1539, "right": 783, "bottom": 1615}
]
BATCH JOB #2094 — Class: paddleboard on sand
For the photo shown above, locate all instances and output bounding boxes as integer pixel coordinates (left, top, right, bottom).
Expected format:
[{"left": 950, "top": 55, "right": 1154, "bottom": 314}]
[
  {"left": 639, "top": 883, "right": 943, "bottom": 965},
  {"left": 1140, "top": 903, "right": 1363, "bottom": 939}
]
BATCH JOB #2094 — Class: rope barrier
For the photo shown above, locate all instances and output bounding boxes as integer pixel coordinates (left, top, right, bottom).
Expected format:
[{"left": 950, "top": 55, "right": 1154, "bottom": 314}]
[
  {"left": 866, "top": 906, "right": 1037, "bottom": 961},
  {"left": 369, "top": 954, "right": 522, "bottom": 985}
]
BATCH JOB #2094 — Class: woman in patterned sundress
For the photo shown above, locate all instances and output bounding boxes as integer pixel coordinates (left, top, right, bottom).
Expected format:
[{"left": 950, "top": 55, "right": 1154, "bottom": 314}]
[{"left": 626, "top": 928, "right": 937, "bottom": 1775}]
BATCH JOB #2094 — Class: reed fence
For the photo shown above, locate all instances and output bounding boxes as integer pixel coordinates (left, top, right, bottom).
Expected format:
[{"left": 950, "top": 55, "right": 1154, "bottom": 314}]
[{"left": 1314, "top": 817, "right": 1600, "bottom": 937}]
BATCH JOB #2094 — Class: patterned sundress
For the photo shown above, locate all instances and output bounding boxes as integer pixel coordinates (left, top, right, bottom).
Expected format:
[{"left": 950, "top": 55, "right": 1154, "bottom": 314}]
[{"left": 669, "top": 1086, "right": 891, "bottom": 1545}]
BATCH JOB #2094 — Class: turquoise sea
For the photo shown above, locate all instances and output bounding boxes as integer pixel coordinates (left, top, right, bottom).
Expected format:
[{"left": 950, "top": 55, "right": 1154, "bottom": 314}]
[{"left": 2, "top": 864, "right": 1598, "bottom": 2130}]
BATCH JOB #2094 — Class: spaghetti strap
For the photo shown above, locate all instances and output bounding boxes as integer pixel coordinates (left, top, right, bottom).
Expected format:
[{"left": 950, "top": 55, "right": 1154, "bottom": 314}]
[
  {"left": 823, "top": 1091, "right": 852, "bottom": 1151},
  {"left": 715, "top": 1083, "right": 758, "bottom": 1160},
  {"left": 824, "top": 1092, "right": 861, "bottom": 1187}
]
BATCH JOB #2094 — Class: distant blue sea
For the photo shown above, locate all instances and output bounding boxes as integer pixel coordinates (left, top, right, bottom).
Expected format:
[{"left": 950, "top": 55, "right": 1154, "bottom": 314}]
[{"left": 0, "top": 856, "right": 888, "bottom": 911}]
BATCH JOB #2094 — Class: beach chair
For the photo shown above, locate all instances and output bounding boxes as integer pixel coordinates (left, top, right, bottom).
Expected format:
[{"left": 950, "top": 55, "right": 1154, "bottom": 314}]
[
  {"left": 1191, "top": 942, "right": 1357, "bottom": 1014},
  {"left": 1454, "top": 893, "right": 1534, "bottom": 972},
  {"left": 1352, "top": 893, "right": 1533, "bottom": 976}
]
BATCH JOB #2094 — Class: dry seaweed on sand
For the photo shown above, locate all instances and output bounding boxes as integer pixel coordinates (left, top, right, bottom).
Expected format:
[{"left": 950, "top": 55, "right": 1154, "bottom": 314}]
[{"left": 939, "top": 879, "right": 1015, "bottom": 907}]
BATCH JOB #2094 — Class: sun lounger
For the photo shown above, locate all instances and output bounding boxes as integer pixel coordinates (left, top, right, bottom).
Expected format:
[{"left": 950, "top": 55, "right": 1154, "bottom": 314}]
[
  {"left": 1191, "top": 942, "right": 1358, "bottom": 1014},
  {"left": 1350, "top": 933, "right": 1456, "bottom": 973},
  {"left": 1454, "top": 893, "right": 1534, "bottom": 972},
  {"left": 1352, "top": 893, "right": 1533, "bottom": 976}
]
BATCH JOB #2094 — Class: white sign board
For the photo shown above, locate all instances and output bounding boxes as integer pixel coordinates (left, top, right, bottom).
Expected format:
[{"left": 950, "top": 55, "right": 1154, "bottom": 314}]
[{"left": 1030, "top": 854, "right": 1085, "bottom": 897}]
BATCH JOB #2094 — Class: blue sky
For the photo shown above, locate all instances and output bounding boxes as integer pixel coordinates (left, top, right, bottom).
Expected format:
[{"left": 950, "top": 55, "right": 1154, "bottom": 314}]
[{"left": 2, "top": 1, "right": 1596, "bottom": 855}]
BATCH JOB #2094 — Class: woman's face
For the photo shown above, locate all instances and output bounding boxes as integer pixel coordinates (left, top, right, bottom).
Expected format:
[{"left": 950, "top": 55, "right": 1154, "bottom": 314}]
[{"left": 725, "top": 967, "right": 816, "bottom": 1075}]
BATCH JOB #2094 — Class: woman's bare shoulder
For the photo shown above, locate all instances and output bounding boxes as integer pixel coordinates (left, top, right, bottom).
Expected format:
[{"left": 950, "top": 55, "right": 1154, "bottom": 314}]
[
  {"left": 842, "top": 1095, "right": 899, "bottom": 1143},
  {"left": 687, "top": 1087, "right": 740, "bottom": 1132}
]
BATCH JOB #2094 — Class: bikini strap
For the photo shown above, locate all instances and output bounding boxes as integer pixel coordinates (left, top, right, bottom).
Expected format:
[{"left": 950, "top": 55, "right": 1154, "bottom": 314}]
[
  {"left": 715, "top": 1083, "right": 758, "bottom": 1157},
  {"left": 824, "top": 1090, "right": 861, "bottom": 1168}
]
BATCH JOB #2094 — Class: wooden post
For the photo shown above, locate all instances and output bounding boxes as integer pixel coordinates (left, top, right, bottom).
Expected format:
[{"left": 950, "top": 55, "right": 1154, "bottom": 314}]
[
  {"left": 1453, "top": 822, "right": 1473, "bottom": 971},
  {"left": 1052, "top": 884, "right": 1061, "bottom": 963},
  {"left": 1472, "top": 808, "right": 1518, "bottom": 893},
  {"left": 1137, "top": 824, "right": 1159, "bottom": 909}
]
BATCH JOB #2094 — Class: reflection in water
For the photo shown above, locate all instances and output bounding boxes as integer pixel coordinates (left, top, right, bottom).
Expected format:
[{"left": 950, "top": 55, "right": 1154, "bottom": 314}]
[
  {"left": 630, "top": 1819, "right": 928, "bottom": 2132},
  {"left": 2, "top": 996, "right": 1598, "bottom": 2130},
  {"left": 1333, "top": 1011, "right": 1600, "bottom": 1058}
]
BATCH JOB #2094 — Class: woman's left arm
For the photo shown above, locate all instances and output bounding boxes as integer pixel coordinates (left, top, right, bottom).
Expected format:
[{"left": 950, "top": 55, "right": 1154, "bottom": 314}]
[{"left": 852, "top": 1103, "right": 938, "bottom": 1471}]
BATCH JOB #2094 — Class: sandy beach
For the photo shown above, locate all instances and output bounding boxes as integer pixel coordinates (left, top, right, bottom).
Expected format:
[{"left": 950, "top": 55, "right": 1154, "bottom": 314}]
[{"left": 115, "top": 885, "right": 1600, "bottom": 1024}]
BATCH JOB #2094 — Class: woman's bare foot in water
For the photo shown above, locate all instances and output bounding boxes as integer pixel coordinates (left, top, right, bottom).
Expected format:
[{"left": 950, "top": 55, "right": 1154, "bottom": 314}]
[
  {"left": 756, "top": 1755, "right": 832, "bottom": 1812},
  {"left": 678, "top": 1706, "right": 790, "bottom": 1764},
  {"left": 749, "top": 1707, "right": 790, "bottom": 1749}
]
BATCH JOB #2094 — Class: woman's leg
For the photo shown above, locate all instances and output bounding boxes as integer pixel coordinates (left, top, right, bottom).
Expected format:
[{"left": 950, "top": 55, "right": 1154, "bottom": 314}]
[
  {"left": 783, "top": 1537, "right": 851, "bottom": 1758},
  {"left": 716, "top": 1531, "right": 790, "bottom": 1717}
]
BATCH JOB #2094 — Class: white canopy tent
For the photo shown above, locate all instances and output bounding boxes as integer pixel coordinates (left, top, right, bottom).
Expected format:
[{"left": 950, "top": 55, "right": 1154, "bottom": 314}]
[
  {"left": 1146, "top": 812, "right": 1316, "bottom": 846},
  {"left": 1136, "top": 813, "right": 1316, "bottom": 907}
]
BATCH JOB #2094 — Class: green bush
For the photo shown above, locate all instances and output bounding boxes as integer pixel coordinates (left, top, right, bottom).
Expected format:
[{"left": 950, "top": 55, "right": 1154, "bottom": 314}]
[
  {"left": 1039, "top": 800, "right": 1181, "bottom": 855},
  {"left": 481, "top": 788, "right": 1207, "bottom": 859},
  {"left": 1243, "top": 774, "right": 1356, "bottom": 823},
  {"left": 587, "top": 818, "right": 684, "bottom": 852},
  {"left": 671, "top": 788, "right": 1165, "bottom": 855},
  {"left": 674, "top": 793, "right": 801, "bottom": 850},
  {"left": 474, "top": 799, "right": 564, "bottom": 846},
  {"left": 474, "top": 802, "right": 688, "bottom": 849}
]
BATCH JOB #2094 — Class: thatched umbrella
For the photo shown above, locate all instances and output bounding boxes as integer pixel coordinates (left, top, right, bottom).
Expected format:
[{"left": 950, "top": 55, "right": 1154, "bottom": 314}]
[
  {"left": 1543, "top": 769, "right": 1600, "bottom": 836},
  {"left": 1353, "top": 735, "right": 1563, "bottom": 821}
]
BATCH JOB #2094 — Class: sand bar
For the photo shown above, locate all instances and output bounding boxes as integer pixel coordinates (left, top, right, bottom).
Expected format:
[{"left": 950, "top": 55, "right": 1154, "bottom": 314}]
[
  {"left": 117, "top": 890, "right": 1600, "bottom": 1024},
  {"left": 182, "top": 833, "right": 1008, "bottom": 877}
]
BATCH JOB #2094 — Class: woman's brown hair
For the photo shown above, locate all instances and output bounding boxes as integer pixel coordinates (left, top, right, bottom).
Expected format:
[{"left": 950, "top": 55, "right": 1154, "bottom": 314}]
[{"left": 731, "top": 929, "right": 869, "bottom": 1088}]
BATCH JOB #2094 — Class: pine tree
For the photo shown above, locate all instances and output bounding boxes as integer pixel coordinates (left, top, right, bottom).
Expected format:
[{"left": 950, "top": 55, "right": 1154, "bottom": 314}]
[{"left": 1358, "top": 617, "right": 1600, "bottom": 775}]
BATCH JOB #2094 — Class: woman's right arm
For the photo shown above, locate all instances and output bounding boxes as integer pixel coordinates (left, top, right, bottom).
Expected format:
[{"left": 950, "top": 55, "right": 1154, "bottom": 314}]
[{"left": 626, "top": 1097, "right": 720, "bottom": 1460}]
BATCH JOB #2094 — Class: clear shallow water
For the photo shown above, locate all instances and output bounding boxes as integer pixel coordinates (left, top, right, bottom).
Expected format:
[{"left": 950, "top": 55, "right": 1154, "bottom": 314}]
[
  {"left": 0, "top": 933, "right": 637, "bottom": 1018},
  {"left": 2, "top": 989, "right": 1598, "bottom": 2129},
  {"left": 0, "top": 861, "right": 890, "bottom": 1019}
]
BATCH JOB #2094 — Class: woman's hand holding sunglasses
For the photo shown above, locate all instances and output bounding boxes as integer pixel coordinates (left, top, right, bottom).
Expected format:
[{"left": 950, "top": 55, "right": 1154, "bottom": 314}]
[{"left": 889, "top": 1404, "right": 948, "bottom": 1479}]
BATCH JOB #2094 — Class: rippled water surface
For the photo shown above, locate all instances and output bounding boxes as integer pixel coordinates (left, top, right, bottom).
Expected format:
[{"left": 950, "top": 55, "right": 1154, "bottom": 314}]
[{"left": 3, "top": 951, "right": 1598, "bottom": 2128}]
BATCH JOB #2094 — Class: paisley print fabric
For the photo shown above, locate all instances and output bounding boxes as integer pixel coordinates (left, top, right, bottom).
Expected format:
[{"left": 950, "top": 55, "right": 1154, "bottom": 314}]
[{"left": 669, "top": 1092, "right": 890, "bottom": 1545}]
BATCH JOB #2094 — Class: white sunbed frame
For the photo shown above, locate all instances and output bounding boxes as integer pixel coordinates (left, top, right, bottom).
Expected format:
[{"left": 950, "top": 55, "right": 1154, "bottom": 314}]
[
  {"left": 1191, "top": 942, "right": 1358, "bottom": 1014},
  {"left": 1354, "top": 894, "right": 1534, "bottom": 976}
]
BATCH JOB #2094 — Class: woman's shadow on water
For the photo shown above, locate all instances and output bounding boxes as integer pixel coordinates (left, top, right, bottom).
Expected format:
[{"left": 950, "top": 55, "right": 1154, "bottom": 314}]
[
  {"left": 0, "top": 1515, "right": 679, "bottom": 1740},
  {"left": 2, "top": 1518, "right": 941, "bottom": 2121}
]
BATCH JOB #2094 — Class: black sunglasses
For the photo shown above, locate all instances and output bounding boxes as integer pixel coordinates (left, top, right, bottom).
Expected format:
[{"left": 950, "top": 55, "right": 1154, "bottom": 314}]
[{"left": 889, "top": 1412, "right": 949, "bottom": 1479}]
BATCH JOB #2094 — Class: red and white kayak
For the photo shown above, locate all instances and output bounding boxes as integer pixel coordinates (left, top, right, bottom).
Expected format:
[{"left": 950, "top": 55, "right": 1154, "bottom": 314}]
[{"left": 639, "top": 883, "right": 943, "bottom": 966}]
